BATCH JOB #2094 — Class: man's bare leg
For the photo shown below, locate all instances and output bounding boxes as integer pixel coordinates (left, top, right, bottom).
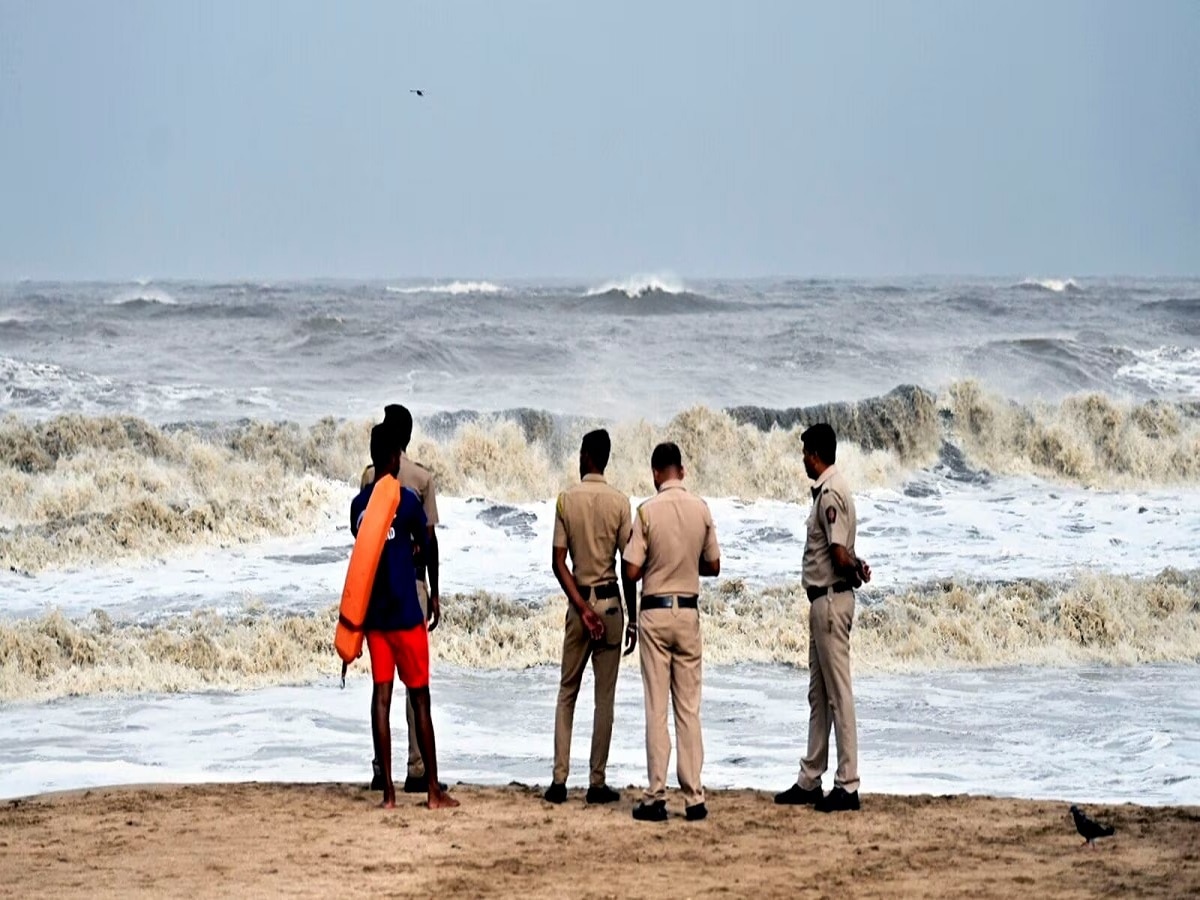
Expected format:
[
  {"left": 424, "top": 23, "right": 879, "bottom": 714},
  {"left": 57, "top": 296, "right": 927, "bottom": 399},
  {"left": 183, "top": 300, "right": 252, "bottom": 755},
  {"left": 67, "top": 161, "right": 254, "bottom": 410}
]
[
  {"left": 410, "top": 687, "right": 459, "bottom": 809},
  {"left": 371, "top": 682, "right": 396, "bottom": 808}
]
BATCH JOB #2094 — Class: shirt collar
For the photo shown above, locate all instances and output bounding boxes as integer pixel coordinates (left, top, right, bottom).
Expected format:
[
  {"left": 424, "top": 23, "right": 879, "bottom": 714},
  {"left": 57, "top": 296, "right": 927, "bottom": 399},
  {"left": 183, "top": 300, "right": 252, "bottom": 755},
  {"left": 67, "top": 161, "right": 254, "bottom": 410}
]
[
  {"left": 811, "top": 464, "right": 838, "bottom": 497},
  {"left": 657, "top": 478, "right": 686, "bottom": 492},
  {"left": 582, "top": 473, "right": 607, "bottom": 483}
]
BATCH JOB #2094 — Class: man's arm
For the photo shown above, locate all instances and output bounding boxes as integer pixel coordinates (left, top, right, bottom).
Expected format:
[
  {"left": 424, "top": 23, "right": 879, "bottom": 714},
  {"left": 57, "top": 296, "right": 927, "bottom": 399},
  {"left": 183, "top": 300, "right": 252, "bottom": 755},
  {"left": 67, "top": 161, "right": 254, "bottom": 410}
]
[
  {"left": 699, "top": 555, "right": 721, "bottom": 577},
  {"left": 699, "top": 503, "right": 721, "bottom": 577},
  {"left": 425, "top": 527, "right": 441, "bottom": 630},
  {"left": 831, "top": 544, "right": 870, "bottom": 583},
  {"left": 553, "top": 547, "right": 604, "bottom": 640}
]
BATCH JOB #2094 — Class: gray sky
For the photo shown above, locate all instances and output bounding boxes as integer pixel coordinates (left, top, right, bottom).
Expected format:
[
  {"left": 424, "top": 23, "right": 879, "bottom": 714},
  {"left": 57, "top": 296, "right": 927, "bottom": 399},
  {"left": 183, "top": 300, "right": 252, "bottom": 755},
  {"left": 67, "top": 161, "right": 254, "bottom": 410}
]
[{"left": 1, "top": 0, "right": 1196, "bottom": 280}]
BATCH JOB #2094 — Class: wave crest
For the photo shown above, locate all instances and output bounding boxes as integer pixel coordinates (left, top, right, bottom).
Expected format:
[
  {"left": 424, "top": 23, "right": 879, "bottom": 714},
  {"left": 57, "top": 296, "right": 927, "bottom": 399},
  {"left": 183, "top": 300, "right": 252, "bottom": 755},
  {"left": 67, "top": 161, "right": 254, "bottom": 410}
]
[
  {"left": 3, "top": 571, "right": 1196, "bottom": 700},
  {"left": 585, "top": 274, "right": 686, "bottom": 298},
  {"left": 4, "top": 384, "right": 1200, "bottom": 571},
  {"left": 385, "top": 281, "right": 504, "bottom": 296},
  {"left": 1015, "top": 278, "right": 1083, "bottom": 293},
  {"left": 107, "top": 288, "right": 178, "bottom": 306}
]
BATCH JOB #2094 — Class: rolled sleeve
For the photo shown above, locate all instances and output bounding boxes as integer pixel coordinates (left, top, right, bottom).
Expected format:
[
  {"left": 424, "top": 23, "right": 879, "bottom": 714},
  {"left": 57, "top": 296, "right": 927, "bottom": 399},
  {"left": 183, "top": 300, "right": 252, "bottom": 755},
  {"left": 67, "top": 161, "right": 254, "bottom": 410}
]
[
  {"left": 820, "top": 490, "right": 852, "bottom": 548},
  {"left": 623, "top": 506, "right": 648, "bottom": 568},
  {"left": 423, "top": 476, "right": 439, "bottom": 527},
  {"left": 702, "top": 504, "right": 720, "bottom": 561},
  {"left": 552, "top": 494, "right": 569, "bottom": 549}
]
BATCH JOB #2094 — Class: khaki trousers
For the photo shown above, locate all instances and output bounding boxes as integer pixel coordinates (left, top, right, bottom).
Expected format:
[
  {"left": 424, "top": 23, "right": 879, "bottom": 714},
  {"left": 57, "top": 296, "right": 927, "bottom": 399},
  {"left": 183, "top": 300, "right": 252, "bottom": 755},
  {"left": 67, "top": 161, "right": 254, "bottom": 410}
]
[
  {"left": 639, "top": 605, "right": 704, "bottom": 807},
  {"left": 552, "top": 587, "right": 624, "bottom": 786},
  {"left": 405, "top": 580, "right": 430, "bottom": 779},
  {"left": 799, "top": 588, "right": 860, "bottom": 793}
]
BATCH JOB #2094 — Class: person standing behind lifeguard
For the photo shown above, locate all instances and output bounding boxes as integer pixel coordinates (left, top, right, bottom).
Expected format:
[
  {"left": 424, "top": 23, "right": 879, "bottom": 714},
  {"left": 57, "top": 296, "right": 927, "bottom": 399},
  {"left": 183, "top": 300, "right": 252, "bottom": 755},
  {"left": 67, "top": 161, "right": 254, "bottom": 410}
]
[
  {"left": 352, "top": 423, "right": 457, "bottom": 810},
  {"left": 623, "top": 442, "right": 721, "bottom": 822},
  {"left": 361, "top": 404, "right": 444, "bottom": 795},
  {"left": 544, "top": 429, "right": 637, "bottom": 805}
]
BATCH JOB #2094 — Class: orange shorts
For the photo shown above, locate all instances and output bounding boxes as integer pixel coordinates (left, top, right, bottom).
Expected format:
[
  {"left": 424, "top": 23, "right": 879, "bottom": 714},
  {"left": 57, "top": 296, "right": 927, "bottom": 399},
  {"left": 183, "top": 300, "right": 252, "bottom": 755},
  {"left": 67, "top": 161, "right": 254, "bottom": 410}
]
[{"left": 366, "top": 626, "right": 429, "bottom": 688}]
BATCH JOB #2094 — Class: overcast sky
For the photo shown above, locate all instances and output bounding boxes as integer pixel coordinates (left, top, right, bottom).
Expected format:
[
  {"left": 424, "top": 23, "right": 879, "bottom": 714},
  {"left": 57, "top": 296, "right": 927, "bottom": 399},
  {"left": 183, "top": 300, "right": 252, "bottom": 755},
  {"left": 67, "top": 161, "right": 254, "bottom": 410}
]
[{"left": 1, "top": 1, "right": 1196, "bottom": 280}]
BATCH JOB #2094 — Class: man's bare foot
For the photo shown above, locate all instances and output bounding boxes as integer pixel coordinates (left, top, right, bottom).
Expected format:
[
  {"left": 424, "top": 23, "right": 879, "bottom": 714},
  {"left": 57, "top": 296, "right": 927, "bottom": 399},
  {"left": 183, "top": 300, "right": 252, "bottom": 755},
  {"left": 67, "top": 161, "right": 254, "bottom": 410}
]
[
  {"left": 379, "top": 797, "right": 396, "bottom": 809},
  {"left": 426, "top": 790, "right": 460, "bottom": 810}
]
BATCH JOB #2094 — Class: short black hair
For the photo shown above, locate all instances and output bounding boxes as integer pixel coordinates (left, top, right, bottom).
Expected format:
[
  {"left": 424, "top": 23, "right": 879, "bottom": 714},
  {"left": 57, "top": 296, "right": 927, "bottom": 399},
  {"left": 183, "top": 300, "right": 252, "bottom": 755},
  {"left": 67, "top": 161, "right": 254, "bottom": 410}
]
[
  {"left": 370, "top": 422, "right": 399, "bottom": 472},
  {"left": 580, "top": 429, "right": 611, "bottom": 471},
  {"left": 382, "top": 404, "right": 414, "bottom": 450},
  {"left": 801, "top": 423, "right": 837, "bottom": 465},
  {"left": 650, "top": 441, "right": 683, "bottom": 472}
]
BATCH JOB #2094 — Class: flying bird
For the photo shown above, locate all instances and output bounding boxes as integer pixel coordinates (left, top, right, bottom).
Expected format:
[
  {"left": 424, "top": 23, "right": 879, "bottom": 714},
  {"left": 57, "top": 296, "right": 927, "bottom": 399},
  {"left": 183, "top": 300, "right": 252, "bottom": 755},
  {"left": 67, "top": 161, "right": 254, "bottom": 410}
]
[
  {"left": 1070, "top": 805, "right": 1115, "bottom": 848},
  {"left": 410, "top": 89, "right": 425, "bottom": 97}
]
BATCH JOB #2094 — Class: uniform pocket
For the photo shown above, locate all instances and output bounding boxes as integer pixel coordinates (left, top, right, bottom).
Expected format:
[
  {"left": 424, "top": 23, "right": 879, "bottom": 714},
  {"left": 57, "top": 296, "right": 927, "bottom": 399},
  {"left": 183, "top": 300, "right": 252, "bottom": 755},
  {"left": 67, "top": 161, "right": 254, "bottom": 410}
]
[{"left": 599, "top": 600, "right": 623, "bottom": 647}]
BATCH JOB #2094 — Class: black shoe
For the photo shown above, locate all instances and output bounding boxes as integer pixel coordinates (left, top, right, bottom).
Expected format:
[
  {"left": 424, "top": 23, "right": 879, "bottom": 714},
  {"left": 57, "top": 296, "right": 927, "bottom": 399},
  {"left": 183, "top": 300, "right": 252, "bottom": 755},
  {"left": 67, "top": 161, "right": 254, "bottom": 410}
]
[
  {"left": 544, "top": 782, "right": 568, "bottom": 804},
  {"left": 586, "top": 784, "right": 620, "bottom": 805},
  {"left": 685, "top": 802, "right": 708, "bottom": 821},
  {"left": 403, "top": 775, "right": 448, "bottom": 794},
  {"left": 816, "top": 786, "right": 860, "bottom": 813},
  {"left": 632, "top": 800, "right": 668, "bottom": 822},
  {"left": 774, "top": 783, "right": 823, "bottom": 806}
]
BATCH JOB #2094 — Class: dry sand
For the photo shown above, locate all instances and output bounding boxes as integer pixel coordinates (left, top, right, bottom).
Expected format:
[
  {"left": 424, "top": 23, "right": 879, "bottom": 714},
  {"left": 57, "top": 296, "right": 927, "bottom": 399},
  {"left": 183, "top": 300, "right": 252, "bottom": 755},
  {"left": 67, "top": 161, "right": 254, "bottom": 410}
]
[{"left": 2, "top": 783, "right": 1197, "bottom": 898}]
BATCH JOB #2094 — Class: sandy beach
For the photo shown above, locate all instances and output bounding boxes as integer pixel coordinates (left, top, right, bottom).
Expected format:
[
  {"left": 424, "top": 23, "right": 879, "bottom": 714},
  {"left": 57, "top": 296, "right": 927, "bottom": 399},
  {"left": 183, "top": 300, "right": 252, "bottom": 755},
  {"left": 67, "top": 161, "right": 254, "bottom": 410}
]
[{"left": 2, "top": 783, "right": 1197, "bottom": 898}]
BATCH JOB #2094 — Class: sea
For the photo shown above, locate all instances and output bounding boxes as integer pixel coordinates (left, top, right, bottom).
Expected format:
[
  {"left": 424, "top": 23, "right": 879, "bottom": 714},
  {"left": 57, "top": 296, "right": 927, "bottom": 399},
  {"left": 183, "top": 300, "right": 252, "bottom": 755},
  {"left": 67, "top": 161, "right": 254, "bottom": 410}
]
[{"left": 1, "top": 275, "right": 1198, "bottom": 805}]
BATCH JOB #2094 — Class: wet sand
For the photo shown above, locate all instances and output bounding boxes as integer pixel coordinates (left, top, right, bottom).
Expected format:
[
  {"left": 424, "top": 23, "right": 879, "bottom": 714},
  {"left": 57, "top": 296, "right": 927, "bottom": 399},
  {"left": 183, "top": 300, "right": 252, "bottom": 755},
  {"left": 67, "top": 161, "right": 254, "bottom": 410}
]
[{"left": 2, "top": 783, "right": 1197, "bottom": 898}]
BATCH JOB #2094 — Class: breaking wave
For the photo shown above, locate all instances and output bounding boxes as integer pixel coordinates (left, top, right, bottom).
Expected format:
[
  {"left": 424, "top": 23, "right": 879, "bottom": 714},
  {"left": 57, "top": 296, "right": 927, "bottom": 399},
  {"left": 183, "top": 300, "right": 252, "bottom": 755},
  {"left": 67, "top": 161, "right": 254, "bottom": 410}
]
[
  {"left": 585, "top": 274, "right": 686, "bottom": 298},
  {"left": 106, "top": 288, "right": 178, "bottom": 306},
  {"left": 3, "top": 382, "right": 1199, "bottom": 571},
  {"left": 1015, "top": 278, "right": 1083, "bottom": 294},
  {"left": 385, "top": 281, "right": 504, "bottom": 296},
  {"left": 3, "top": 570, "right": 1197, "bottom": 700}
]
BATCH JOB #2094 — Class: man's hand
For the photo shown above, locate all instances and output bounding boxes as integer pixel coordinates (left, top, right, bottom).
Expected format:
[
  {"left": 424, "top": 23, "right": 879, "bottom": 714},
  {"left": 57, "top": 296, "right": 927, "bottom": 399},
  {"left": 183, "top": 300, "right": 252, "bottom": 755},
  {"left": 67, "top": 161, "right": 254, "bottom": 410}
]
[
  {"left": 427, "top": 592, "right": 441, "bottom": 632},
  {"left": 623, "top": 622, "right": 638, "bottom": 656},
  {"left": 857, "top": 560, "right": 871, "bottom": 584},
  {"left": 581, "top": 605, "right": 605, "bottom": 641}
]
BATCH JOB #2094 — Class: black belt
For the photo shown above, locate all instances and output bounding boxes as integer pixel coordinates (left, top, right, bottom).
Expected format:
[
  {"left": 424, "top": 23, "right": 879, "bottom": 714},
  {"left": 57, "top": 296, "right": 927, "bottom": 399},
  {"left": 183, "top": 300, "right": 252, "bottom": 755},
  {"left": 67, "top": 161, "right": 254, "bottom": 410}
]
[
  {"left": 640, "top": 594, "right": 698, "bottom": 610},
  {"left": 583, "top": 582, "right": 620, "bottom": 600},
  {"left": 806, "top": 582, "right": 853, "bottom": 601}
]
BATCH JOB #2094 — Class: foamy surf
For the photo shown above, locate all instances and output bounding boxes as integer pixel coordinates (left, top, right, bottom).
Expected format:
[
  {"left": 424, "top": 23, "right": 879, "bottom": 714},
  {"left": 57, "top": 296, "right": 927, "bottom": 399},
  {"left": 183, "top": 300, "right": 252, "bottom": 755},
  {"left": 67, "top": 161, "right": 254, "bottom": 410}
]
[
  {"left": 106, "top": 288, "right": 179, "bottom": 305},
  {"left": 385, "top": 281, "right": 504, "bottom": 295},
  {"left": 2, "top": 570, "right": 1197, "bottom": 701},
  {"left": 3, "top": 382, "right": 1200, "bottom": 572},
  {"left": 585, "top": 274, "right": 686, "bottom": 297},
  {"left": 1015, "top": 278, "right": 1083, "bottom": 293}
]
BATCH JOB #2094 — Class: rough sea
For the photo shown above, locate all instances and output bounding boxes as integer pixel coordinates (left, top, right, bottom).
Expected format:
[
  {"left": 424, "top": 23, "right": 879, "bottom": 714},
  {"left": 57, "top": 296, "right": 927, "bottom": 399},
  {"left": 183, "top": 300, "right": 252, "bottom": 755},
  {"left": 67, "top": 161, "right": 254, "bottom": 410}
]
[{"left": 2, "top": 275, "right": 1198, "bottom": 803}]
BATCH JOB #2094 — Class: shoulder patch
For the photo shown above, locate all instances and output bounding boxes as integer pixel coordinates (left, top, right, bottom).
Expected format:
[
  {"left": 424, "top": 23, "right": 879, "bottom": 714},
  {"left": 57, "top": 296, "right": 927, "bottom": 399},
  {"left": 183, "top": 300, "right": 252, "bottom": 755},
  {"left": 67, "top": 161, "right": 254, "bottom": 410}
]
[{"left": 826, "top": 506, "right": 837, "bottom": 524}]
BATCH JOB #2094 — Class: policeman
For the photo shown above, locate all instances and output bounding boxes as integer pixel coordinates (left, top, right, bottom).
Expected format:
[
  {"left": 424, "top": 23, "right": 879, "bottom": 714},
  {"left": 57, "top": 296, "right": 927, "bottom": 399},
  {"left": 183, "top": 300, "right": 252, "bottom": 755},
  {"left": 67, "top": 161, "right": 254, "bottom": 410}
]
[
  {"left": 544, "top": 429, "right": 637, "bottom": 805},
  {"left": 775, "top": 423, "right": 871, "bottom": 813},
  {"left": 361, "top": 404, "right": 445, "bottom": 795},
  {"left": 623, "top": 442, "right": 721, "bottom": 822}
]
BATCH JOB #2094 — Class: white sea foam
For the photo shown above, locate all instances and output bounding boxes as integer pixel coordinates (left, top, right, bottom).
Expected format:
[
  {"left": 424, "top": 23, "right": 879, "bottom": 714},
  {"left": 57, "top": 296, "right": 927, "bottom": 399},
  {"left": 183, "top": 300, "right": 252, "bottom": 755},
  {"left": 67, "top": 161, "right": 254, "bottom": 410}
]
[
  {"left": 1, "top": 664, "right": 1196, "bottom": 804},
  {"left": 385, "top": 281, "right": 504, "bottom": 295},
  {"left": 1016, "top": 278, "right": 1083, "bottom": 293},
  {"left": 585, "top": 273, "right": 686, "bottom": 297},
  {"left": 1116, "top": 347, "right": 1200, "bottom": 398},
  {"left": 107, "top": 287, "right": 178, "bottom": 305}
]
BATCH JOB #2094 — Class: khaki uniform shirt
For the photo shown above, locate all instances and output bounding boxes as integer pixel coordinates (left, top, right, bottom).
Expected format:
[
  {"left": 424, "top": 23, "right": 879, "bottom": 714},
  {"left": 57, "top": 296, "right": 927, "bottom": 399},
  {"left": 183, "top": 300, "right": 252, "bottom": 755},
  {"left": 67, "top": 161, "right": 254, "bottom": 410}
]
[
  {"left": 360, "top": 455, "right": 440, "bottom": 527},
  {"left": 623, "top": 479, "right": 720, "bottom": 597},
  {"left": 552, "top": 474, "right": 632, "bottom": 586},
  {"left": 802, "top": 464, "right": 857, "bottom": 588}
]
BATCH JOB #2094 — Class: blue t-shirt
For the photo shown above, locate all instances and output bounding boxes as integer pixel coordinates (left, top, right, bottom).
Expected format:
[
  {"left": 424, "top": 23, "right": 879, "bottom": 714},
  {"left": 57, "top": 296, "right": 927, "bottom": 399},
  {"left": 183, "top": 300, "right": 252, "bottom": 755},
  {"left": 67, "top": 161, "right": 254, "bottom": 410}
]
[{"left": 350, "top": 480, "right": 429, "bottom": 632}]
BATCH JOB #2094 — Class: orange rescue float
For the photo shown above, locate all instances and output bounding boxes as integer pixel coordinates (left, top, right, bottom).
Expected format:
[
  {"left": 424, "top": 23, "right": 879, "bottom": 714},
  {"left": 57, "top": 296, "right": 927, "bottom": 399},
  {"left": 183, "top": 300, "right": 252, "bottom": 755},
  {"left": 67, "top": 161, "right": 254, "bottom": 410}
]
[{"left": 336, "top": 473, "right": 401, "bottom": 676}]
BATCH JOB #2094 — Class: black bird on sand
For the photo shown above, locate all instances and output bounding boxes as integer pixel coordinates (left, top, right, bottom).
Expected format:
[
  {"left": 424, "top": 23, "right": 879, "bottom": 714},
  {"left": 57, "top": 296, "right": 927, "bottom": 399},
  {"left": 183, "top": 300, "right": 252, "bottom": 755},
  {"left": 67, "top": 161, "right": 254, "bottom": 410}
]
[
  {"left": 1070, "top": 805, "right": 1115, "bottom": 847},
  {"left": 410, "top": 89, "right": 425, "bottom": 97}
]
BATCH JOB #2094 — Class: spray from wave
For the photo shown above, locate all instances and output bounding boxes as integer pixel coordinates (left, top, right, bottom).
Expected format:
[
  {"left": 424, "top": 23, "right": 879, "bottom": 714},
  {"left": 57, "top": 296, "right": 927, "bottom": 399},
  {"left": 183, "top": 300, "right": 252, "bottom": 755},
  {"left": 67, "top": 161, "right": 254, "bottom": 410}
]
[
  {"left": 385, "top": 281, "right": 504, "bottom": 296},
  {"left": 585, "top": 274, "right": 686, "bottom": 298},
  {"left": 1015, "top": 278, "right": 1083, "bottom": 294},
  {"left": 3, "top": 383, "right": 1198, "bottom": 571},
  {"left": 3, "top": 570, "right": 1196, "bottom": 700},
  {"left": 106, "top": 288, "right": 178, "bottom": 306}
]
